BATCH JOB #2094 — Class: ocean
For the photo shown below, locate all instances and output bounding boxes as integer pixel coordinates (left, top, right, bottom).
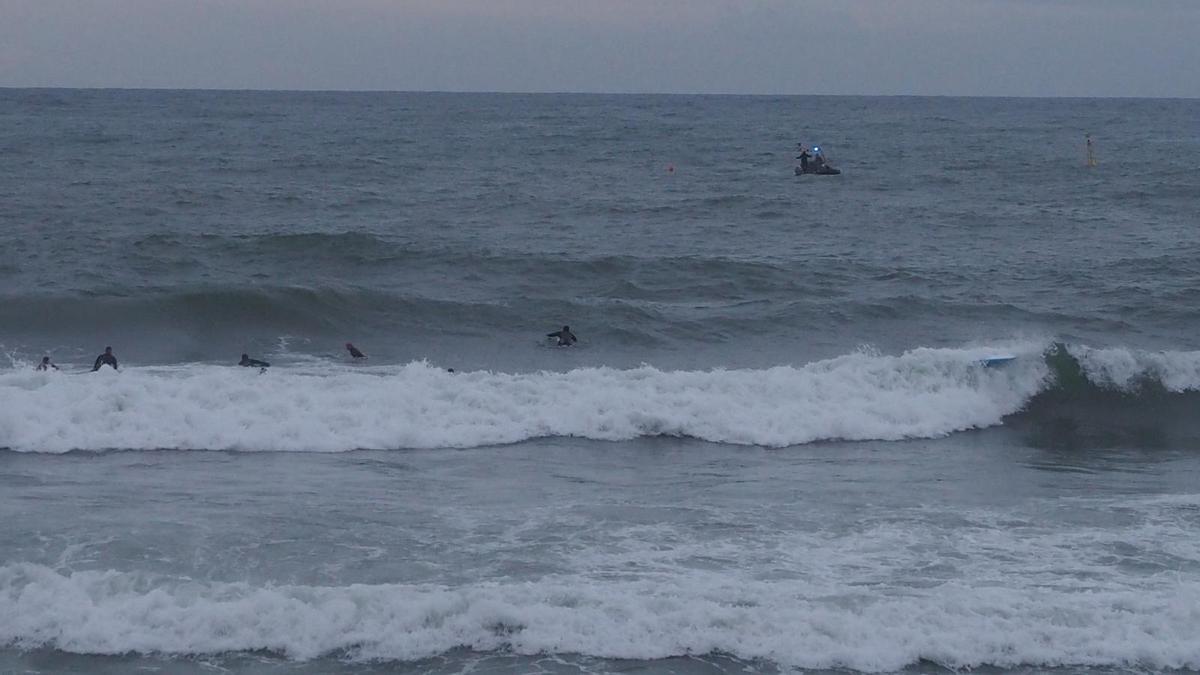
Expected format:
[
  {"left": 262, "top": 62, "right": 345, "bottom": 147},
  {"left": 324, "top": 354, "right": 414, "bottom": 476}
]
[{"left": 1, "top": 89, "right": 1199, "bottom": 674}]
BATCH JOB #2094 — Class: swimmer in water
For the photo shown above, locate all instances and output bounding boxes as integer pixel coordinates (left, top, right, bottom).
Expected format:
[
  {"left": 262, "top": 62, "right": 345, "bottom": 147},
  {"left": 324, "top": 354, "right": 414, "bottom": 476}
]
[
  {"left": 239, "top": 353, "right": 270, "bottom": 371},
  {"left": 546, "top": 325, "right": 577, "bottom": 346},
  {"left": 36, "top": 356, "right": 59, "bottom": 371},
  {"left": 345, "top": 342, "right": 366, "bottom": 359},
  {"left": 92, "top": 347, "right": 118, "bottom": 371}
]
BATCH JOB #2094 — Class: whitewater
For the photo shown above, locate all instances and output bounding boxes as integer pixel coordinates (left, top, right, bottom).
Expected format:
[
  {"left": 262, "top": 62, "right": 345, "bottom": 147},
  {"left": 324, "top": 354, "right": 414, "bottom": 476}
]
[
  {"left": 2, "top": 345, "right": 1053, "bottom": 453},
  {"left": 7, "top": 341, "right": 1200, "bottom": 454},
  {"left": 6, "top": 561, "right": 1200, "bottom": 671}
]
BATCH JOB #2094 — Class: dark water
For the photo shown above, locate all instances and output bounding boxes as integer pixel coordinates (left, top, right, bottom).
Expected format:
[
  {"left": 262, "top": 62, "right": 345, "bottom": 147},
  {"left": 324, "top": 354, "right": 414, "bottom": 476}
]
[
  {"left": 1, "top": 90, "right": 1199, "bottom": 673},
  {"left": 3, "top": 91, "right": 1198, "bottom": 368}
]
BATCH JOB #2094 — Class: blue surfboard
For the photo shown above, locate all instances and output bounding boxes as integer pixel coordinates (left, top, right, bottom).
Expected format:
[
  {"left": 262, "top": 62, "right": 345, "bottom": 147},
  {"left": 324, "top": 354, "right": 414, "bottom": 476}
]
[{"left": 981, "top": 355, "right": 1016, "bottom": 368}]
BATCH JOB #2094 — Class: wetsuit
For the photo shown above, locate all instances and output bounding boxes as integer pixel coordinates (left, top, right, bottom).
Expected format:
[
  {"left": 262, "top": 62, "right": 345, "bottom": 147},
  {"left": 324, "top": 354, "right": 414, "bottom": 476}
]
[
  {"left": 346, "top": 343, "right": 366, "bottom": 359},
  {"left": 239, "top": 355, "right": 270, "bottom": 368},
  {"left": 547, "top": 328, "right": 577, "bottom": 346},
  {"left": 36, "top": 359, "right": 58, "bottom": 371},
  {"left": 92, "top": 352, "right": 118, "bottom": 371},
  {"left": 797, "top": 150, "right": 811, "bottom": 172}
]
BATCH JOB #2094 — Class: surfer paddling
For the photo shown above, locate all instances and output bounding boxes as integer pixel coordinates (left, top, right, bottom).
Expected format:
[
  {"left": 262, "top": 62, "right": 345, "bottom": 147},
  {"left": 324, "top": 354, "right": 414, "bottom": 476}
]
[
  {"left": 547, "top": 325, "right": 577, "bottom": 346},
  {"left": 92, "top": 346, "right": 118, "bottom": 371}
]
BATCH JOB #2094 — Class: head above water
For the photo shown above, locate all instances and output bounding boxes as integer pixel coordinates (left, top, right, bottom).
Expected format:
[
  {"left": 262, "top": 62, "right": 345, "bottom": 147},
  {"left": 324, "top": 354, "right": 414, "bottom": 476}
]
[
  {"left": 241, "top": 353, "right": 249, "bottom": 360},
  {"left": 41, "top": 356, "right": 50, "bottom": 364},
  {"left": 105, "top": 346, "right": 112, "bottom": 354},
  {"left": 562, "top": 326, "right": 570, "bottom": 332}
]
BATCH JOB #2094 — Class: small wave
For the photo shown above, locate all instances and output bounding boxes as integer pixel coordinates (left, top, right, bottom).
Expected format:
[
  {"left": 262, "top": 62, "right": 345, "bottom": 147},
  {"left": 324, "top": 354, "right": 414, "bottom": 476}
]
[
  {"left": 2, "top": 563, "right": 1198, "bottom": 671},
  {"left": 0, "top": 286, "right": 522, "bottom": 339}
]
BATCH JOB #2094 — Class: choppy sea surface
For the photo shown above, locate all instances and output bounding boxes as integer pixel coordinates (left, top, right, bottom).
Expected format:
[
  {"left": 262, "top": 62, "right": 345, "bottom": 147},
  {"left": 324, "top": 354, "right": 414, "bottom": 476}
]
[{"left": 2, "top": 90, "right": 1199, "bottom": 674}]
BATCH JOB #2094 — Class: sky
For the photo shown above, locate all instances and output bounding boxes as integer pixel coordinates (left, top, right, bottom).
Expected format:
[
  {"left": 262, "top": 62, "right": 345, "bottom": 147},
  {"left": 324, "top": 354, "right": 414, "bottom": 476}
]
[{"left": 1, "top": 0, "right": 1197, "bottom": 97}]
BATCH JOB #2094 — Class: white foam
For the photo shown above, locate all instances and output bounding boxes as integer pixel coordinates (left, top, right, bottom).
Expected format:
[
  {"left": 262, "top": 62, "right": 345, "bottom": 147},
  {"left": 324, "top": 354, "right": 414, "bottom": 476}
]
[
  {"left": 2, "top": 563, "right": 1198, "bottom": 671},
  {"left": 0, "top": 346, "right": 1049, "bottom": 453},
  {"left": 1074, "top": 346, "right": 1200, "bottom": 392}
]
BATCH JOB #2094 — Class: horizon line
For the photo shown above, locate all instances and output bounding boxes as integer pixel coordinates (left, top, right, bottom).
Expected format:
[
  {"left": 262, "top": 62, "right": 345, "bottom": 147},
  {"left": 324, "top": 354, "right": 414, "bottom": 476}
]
[{"left": 1, "top": 86, "right": 1197, "bottom": 101}]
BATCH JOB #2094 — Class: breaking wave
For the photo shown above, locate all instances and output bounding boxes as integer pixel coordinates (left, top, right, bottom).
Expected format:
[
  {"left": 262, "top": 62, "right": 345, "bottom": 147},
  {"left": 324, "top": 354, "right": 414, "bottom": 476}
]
[{"left": 2, "top": 341, "right": 1197, "bottom": 453}]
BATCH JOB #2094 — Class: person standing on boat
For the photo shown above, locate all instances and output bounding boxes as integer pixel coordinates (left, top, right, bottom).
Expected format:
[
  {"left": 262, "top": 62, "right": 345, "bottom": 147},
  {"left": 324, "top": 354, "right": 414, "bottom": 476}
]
[{"left": 796, "top": 144, "right": 811, "bottom": 173}]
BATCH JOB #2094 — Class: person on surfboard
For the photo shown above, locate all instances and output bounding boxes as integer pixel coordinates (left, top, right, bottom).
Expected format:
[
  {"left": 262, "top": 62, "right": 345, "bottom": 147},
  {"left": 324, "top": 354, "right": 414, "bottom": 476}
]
[
  {"left": 547, "top": 326, "right": 577, "bottom": 346},
  {"left": 239, "top": 353, "right": 270, "bottom": 373},
  {"left": 92, "top": 347, "right": 118, "bottom": 371}
]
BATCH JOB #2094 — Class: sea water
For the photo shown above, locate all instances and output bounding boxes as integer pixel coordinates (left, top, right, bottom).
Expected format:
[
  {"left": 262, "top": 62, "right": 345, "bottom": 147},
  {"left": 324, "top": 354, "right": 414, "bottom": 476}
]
[{"left": 2, "top": 90, "right": 1199, "bottom": 673}]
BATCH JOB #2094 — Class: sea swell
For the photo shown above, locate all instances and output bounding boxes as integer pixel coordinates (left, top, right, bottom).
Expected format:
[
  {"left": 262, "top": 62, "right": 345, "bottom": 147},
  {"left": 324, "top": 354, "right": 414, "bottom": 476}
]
[{"left": 1, "top": 279, "right": 1177, "bottom": 358}]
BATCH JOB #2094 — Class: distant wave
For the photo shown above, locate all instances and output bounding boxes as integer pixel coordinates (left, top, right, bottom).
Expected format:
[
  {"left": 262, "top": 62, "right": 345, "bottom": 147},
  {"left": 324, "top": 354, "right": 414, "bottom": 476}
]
[
  {"left": 0, "top": 279, "right": 1156, "bottom": 353},
  {"left": 0, "top": 286, "right": 507, "bottom": 336}
]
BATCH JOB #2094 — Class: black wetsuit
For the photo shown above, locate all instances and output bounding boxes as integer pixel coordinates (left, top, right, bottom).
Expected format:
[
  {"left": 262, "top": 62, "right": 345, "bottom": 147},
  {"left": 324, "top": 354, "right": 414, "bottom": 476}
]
[
  {"left": 92, "top": 353, "right": 118, "bottom": 371},
  {"left": 239, "top": 356, "right": 270, "bottom": 368},
  {"left": 547, "top": 329, "right": 577, "bottom": 346},
  {"left": 797, "top": 150, "right": 811, "bottom": 172},
  {"left": 347, "top": 344, "right": 366, "bottom": 359},
  {"left": 36, "top": 360, "right": 58, "bottom": 371}
]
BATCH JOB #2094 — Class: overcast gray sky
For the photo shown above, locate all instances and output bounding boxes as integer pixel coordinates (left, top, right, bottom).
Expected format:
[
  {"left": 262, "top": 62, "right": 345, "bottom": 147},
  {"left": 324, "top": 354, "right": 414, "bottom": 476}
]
[{"left": 1, "top": 0, "right": 1197, "bottom": 97}]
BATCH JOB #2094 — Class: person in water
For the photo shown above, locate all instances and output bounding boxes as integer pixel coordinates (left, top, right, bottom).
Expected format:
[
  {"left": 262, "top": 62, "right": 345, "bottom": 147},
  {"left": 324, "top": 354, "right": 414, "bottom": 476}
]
[
  {"left": 36, "top": 356, "right": 59, "bottom": 371},
  {"left": 345, "top": 343, "right": 366, "bottom": 359},
  {"left": 547, "top": 325, "right": 577, "bottom": 346},
  {"left": 239, "top": 354, "right": 270, "bottom": 368},
  {"left": 92, "top": 347, "right": 118, "bottom": 371}
]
